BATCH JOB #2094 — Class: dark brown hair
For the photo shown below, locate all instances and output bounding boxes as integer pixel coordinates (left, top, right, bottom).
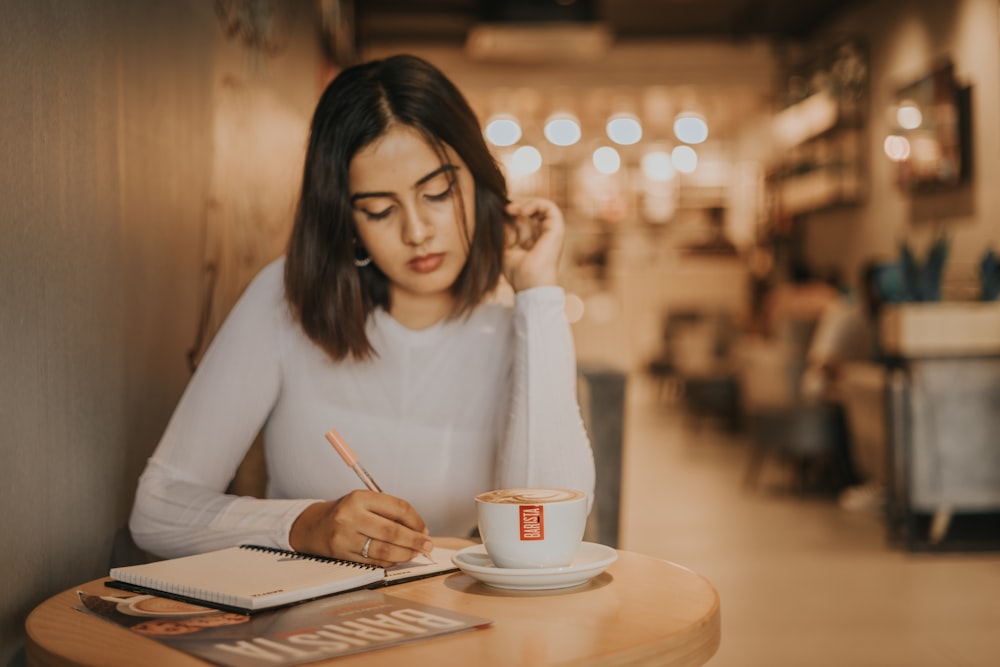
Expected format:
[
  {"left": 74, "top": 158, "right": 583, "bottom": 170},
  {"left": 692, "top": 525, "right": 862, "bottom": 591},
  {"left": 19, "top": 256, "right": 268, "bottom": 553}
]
[{"left": 284, "top": 55, "right": 509, "bottom": 360}]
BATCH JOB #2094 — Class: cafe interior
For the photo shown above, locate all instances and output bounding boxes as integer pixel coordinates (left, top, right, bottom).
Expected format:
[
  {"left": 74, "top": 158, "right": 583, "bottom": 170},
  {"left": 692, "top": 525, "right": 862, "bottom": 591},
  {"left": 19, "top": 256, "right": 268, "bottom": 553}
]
[{"left": 4, "top": 0, "right": 1000, "bottom": 665}]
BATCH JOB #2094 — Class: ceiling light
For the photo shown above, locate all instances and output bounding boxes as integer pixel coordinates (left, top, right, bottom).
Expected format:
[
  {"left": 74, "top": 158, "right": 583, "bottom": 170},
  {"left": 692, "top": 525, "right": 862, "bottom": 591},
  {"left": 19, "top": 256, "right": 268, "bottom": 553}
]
[
  {"left": 485, "top": 116, "right": 522, "bottom": 147},
  {"left": 592, "top": 146, "right": 621, "bottom": 174},
  {"left": 671, "top": 145, "right": 698, "bottom": 173},
  {"left": 544, "top": 114, "right": 582, "bottom": 147},
  {"left": 606, "top": 114, "right": 643, "bottom": 146},
  {"left": 673, "top": 113, "right": 709, "bottom": 145},
  {"left": 510, "top": 145, "right": 543, "bottom": 175}
]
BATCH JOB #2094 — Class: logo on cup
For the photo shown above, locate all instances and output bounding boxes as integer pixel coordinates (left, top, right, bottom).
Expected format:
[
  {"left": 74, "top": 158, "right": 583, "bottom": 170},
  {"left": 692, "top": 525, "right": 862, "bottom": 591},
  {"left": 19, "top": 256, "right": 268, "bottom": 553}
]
[{"left": 519, "top": 505, "right": 544, "bottom": 540}]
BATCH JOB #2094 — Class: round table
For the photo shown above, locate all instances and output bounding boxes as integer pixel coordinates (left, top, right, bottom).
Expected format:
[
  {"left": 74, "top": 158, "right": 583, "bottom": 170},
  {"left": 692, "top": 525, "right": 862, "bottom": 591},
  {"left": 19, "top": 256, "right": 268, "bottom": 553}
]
[{"left": 26, "top": 541, "right": 720, "bottom": 667}]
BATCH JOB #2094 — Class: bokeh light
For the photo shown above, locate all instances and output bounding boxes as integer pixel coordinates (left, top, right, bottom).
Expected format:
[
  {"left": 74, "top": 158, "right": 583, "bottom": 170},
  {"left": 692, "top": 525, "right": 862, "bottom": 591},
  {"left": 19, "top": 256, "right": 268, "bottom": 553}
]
[
  {"left": 671, "top": 145, "right": 699, "bottom": 173},
  {"left": 606, "top": 114, "right": 643, "bottom": 146},
  {"left": 592, "top": 146, "right": 622, "bottom": 174},
  {"left": 544, "top": 114, "right": 582, "bottom": 146},
  {"left": 485, "top": 116, "right": 522, "bottom": 147}
]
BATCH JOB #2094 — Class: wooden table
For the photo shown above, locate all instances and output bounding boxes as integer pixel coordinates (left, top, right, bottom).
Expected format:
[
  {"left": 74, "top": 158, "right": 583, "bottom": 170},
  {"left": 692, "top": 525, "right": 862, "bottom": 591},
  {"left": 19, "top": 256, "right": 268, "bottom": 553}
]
[{"left": 26, "top": 541, "right": 720, "bottom": 667}]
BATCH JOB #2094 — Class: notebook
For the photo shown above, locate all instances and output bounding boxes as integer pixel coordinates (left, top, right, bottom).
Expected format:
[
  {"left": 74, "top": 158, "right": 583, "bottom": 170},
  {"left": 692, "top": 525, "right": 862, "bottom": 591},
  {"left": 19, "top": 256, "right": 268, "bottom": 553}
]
[
  {"left": 383, "top": 547, "right": 458, "bottom": 584},
  {"left": 108, "top": 544, "right": 459, "bottom": 614},
  {"left": 108, "top": 545, "right": 385, "bottom": 613}
]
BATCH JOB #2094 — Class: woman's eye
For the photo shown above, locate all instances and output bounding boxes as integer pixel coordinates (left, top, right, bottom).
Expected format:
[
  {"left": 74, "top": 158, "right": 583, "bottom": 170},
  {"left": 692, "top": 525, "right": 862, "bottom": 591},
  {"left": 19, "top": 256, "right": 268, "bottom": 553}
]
[
  {"left": 361, "top": 207, "right": 393, "bottom": 221},
  {"left": 425, "top": 186, "right": 453, "bottom": 202}
]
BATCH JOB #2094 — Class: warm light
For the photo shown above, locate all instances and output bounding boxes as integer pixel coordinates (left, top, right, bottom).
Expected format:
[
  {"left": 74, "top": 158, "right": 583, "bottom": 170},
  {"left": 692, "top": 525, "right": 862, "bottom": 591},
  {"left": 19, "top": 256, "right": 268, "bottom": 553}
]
[
  {"left": 592, "top": 146, "right": 621, "bottom": 174},
  {"left": 673, "top": 113, "right": 708, "bottom": 144},
  {"left": 671, "top": 145, "right": 698, "bottom": 173},
  {"left": 884, "top": 135, "right": 911, "bottom": 162},
  {"left": 544, "top": 114, "right": 582, "bottom": 146},
  {"left": 896, "top": 102, "right": 922, "bottom": 130},
  {"left": 510, "top": 145, "right": 542, "bottom": 175},
  {"left": 606, "top": 114, "right": 643, "bottom": 146},
  {"left": 641, "top": 150, "right": 675, "bottom": 181},
  {"left": 485, "top": 116, "right": 522, "bottom": 147}
]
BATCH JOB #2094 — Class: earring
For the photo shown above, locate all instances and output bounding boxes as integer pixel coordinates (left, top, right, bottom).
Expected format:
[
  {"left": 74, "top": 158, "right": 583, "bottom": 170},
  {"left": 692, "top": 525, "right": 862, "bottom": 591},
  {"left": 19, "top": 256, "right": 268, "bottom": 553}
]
[{"left": 354, "top": 242, "right": 372, "bottom": 267}]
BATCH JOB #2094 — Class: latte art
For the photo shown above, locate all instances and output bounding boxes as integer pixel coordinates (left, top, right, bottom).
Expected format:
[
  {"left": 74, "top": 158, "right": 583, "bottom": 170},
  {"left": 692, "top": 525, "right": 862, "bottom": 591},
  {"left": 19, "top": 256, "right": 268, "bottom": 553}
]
[{"left": 476, "top": 488, "right": 584, "bottom": 505}]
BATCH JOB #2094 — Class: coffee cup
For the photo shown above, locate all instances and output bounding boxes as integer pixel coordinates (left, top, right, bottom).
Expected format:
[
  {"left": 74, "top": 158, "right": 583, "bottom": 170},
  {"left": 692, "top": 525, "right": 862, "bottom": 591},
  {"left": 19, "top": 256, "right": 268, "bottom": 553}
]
[{"left": 475, "top": 488, "right": 588, "bottom": 568}]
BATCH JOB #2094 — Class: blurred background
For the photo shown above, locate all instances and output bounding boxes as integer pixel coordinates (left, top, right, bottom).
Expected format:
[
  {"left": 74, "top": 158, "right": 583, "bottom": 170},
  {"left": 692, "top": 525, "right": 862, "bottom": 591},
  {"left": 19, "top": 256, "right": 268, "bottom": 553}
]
[{"left": 3, "top": 1, "right": 1000, "bottom": 665}]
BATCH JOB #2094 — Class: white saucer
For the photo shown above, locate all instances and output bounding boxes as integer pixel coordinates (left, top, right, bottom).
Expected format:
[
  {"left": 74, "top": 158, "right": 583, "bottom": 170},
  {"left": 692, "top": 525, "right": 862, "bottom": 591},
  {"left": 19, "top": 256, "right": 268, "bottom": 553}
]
[{"left": 451, "top": 542, "right": 617, "bottom": 590}]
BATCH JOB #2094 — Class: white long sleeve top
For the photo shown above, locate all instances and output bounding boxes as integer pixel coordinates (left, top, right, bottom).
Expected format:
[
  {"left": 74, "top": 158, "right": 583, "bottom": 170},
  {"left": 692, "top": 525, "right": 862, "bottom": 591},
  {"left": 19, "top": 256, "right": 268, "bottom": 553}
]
[{"left": 129, "top": 258, "right": 595, "bottom": 559}]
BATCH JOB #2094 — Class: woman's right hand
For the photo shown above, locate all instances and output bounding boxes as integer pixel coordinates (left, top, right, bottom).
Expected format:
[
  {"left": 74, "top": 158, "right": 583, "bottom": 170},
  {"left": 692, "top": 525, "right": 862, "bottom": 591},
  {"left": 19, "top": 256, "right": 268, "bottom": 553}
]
[{"left": 289, "top": 491, "right": 433, "bottom": 567}]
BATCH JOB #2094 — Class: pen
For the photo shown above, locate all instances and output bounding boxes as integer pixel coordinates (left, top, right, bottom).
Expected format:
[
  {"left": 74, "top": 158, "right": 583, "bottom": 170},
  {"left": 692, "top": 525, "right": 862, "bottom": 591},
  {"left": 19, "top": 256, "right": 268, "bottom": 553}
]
[
  {"left": 325, "top": 428, "right": 382, "bottom": 492},
  {"left": 324, "top": 428, "right": 435, "bottom": 564}
]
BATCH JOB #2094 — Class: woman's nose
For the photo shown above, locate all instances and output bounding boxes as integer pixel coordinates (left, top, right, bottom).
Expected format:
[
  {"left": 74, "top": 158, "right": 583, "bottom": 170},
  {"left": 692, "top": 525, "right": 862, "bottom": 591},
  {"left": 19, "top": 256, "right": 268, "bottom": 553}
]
[{"left": 401, "top": 205, "right": 433, "bottom": 246}]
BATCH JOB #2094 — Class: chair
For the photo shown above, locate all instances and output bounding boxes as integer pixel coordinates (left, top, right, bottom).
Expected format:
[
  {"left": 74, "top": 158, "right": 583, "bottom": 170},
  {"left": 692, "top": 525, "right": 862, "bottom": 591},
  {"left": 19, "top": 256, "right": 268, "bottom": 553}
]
[
  {"left": 742, "top": 402, "right": 849, "bottom": 493},
  {"left": 578, "top": 365, "right": 627, "bottom": 548},
  {"left": 737, "top": 318, "right": 852, "bottom": 493},
  {"left": 670, "top": 310, "right": 741, "bottom": 430}
]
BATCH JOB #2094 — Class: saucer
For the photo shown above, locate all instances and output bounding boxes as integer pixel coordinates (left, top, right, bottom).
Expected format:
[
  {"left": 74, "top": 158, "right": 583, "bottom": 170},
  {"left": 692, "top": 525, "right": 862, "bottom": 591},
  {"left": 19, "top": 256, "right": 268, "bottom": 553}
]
[{"left": 451, "top": 542, "right": 617, "bottom": 590}]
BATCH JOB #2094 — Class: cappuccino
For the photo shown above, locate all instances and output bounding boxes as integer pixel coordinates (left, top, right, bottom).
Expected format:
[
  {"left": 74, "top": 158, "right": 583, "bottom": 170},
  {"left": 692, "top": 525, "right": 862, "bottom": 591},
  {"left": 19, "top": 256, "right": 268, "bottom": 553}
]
[
  {"left": 475, "top": 488, "right": 584, "bottom": 505},
  {"left": 475, "top": 487, "right": 588, "bottom": 568}
]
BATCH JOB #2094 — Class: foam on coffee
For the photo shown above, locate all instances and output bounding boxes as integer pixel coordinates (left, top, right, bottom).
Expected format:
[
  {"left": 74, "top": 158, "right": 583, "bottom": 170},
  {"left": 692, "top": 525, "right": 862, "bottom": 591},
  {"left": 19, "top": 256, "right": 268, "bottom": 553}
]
[{"left": 476, "top": 488, "right": 584, "bottom": 504}]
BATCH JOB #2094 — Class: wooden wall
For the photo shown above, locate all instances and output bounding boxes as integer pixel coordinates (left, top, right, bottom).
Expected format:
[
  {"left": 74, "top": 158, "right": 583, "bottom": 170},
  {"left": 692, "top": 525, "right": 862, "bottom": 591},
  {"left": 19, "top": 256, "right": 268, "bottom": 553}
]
[{"left": 0, "top": 2, "right": 324, "bottom": 662}]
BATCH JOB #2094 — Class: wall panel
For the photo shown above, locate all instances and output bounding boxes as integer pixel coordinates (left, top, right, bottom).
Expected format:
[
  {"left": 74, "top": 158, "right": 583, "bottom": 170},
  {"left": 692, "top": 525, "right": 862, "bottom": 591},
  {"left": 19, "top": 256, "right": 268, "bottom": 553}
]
[{"left": 0, "top": 2, "right": 322, "bottom": 662}]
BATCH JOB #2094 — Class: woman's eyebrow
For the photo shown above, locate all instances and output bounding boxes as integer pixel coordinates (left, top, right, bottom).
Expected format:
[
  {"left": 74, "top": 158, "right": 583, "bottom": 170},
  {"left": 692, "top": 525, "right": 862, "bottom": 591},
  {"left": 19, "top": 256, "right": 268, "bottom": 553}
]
[
  {"left": 415, "top": 164, "right": 458, "bottom": 186},
  {"left": 350, "top": 165, "right": 459, "bottom": 204}
]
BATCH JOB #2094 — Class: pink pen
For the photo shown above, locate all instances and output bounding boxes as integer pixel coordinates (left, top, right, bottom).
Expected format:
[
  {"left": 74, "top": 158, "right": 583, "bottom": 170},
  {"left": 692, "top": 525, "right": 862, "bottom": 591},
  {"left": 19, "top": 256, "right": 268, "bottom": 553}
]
[
  {"left": 326, "top": 428, "right": 435, "bottom": 563},
  {"left": 325, "top": 429, "right": 382, "bottom": 493}
]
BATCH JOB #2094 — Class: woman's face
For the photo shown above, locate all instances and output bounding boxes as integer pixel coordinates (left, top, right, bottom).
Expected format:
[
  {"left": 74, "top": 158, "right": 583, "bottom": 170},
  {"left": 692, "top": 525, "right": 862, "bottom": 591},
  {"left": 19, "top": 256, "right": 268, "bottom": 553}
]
[{"left": 349, "top": 125, "right": 476, "bottom": 325}]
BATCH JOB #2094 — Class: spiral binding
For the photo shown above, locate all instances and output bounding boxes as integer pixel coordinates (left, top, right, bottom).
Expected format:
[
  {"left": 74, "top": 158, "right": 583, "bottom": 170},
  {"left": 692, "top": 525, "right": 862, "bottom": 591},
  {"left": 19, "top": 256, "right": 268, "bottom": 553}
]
[{"left": 239, "top": 544, "right": 379, "bottom": 569}]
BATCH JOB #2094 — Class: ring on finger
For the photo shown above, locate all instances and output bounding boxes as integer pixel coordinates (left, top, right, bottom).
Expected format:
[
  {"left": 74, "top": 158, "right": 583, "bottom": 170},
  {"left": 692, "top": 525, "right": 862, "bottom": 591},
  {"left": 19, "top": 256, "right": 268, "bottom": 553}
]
[{"left": 361, "top": 536, "right": 373, "bottom": 559}]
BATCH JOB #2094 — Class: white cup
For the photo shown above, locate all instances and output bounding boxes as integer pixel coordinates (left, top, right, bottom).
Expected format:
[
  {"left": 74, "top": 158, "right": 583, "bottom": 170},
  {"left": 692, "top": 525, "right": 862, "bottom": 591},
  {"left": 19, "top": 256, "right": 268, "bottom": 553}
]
[{"left": 475, "top": 488, "right": 588, "bottom": 568}]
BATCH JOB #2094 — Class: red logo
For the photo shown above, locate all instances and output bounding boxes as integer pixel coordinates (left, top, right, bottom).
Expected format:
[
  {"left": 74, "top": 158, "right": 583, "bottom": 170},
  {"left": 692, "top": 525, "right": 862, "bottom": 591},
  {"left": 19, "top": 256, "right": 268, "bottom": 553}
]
[{"left": 519, "top": 505, "right": 544, "bottom": 540}]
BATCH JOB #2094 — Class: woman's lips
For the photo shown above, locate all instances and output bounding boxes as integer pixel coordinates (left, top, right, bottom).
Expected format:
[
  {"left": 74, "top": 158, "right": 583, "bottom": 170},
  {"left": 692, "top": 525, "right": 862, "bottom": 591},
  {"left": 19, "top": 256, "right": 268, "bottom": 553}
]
[{"left": 408, "top": 253, "right": 445, "bottom": 273}]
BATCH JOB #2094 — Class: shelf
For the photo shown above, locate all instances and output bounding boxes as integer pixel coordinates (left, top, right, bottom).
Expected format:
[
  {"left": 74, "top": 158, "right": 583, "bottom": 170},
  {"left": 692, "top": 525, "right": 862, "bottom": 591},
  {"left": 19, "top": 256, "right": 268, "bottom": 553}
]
[
  {"left": 773, "top": 90, "right": 839, "bottom": 148},
  {"left": 766, "top": 37, "right": 869, "bottom": 218},
  {"left": 777, "top": 166, "right": 862, "bottom": 215}
]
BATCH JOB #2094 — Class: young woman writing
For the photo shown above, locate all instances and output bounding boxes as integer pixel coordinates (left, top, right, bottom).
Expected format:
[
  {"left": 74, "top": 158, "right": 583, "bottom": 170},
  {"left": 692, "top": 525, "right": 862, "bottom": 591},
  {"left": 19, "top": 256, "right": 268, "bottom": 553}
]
[{"left": 129, "top": 54, "right": 595, "bottom": 567}]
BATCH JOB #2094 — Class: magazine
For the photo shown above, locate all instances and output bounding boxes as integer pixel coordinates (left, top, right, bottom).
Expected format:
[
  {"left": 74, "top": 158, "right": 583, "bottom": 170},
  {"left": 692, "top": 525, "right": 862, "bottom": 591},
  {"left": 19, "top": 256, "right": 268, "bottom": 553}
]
[{"left": 76, "top": 588, "right": 491, "bottom": 667}]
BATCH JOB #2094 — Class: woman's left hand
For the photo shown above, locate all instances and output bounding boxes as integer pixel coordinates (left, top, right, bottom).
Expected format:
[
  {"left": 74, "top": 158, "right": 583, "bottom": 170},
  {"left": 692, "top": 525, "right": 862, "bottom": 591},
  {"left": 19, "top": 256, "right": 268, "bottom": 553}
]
[{"left": 503, "top": 198, "right": 565, "bottom": 292}]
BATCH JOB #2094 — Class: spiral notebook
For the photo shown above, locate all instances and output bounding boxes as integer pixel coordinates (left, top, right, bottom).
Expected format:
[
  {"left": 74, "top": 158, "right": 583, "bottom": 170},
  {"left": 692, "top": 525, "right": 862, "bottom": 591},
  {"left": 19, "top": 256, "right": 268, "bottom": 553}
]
[{"left": 108, "top": 545, "right": 385, "bottom": 613}]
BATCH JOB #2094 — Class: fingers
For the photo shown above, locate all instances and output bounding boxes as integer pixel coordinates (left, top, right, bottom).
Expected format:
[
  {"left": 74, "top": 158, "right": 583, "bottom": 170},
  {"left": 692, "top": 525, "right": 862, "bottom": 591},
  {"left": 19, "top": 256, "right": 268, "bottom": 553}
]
[
  {"left": 502, "top": 198, "right": 565, "bottom": 291},
  {"left": 355, "top": 527, "right": 432, "bottom": 568},
  {"left": 505, "top": 197, "right": 561, "bottom": 222},
  {"left": 293, "top": 491, "right": 432, "bottom": 567},
  {"left": 504, "top": 208, "right": 542, "bottom": 250},
  {"left": 355, "top": 494, "right": 433, "bottom": 565},
  {"left": 504, "top": 198, "right": 563, "bottom": 251}
]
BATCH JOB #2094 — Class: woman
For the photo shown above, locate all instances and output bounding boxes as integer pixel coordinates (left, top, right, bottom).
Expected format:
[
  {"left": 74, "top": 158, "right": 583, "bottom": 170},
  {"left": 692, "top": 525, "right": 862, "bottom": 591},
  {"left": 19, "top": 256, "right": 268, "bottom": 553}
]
[{"left": 129, "top": 55, "right": 595, "bottom": 567}]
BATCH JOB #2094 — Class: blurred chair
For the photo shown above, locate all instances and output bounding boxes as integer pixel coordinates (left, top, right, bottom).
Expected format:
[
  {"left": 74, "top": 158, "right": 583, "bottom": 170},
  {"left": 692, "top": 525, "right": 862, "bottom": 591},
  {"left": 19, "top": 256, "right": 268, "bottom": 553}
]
[
  {"left": 737, "top": 317, "right": 852, "bottom": 493},
  {"left": 578, "top": 365, "right": 627, "bottom": 548},
  {"left": 646, "top": 310, "right": 701, "bottom": 402},
  {"left": 670, "top": 311, "right": 741, "bottom": 431}
]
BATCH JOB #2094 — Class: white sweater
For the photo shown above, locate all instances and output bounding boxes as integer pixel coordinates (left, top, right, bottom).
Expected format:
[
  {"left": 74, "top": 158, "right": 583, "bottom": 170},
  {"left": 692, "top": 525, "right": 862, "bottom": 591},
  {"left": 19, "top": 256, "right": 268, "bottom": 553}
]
[{"left": 129, "top": 259, "right": 595, "bottom": 558}]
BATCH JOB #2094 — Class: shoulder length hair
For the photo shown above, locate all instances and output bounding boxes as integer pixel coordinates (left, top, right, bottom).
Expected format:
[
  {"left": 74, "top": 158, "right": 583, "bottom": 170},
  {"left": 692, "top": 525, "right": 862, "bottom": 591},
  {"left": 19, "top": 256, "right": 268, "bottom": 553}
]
[{"left": 284, "top": 54, "right": 509, "bottom": 361}]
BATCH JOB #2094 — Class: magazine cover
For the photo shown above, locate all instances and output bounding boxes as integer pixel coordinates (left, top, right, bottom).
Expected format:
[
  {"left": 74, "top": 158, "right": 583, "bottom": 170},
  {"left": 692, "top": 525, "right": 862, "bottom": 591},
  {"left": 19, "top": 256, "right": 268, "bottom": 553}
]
[{"left": 76, "top": 588, "right": 492, "bottom": 667}]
